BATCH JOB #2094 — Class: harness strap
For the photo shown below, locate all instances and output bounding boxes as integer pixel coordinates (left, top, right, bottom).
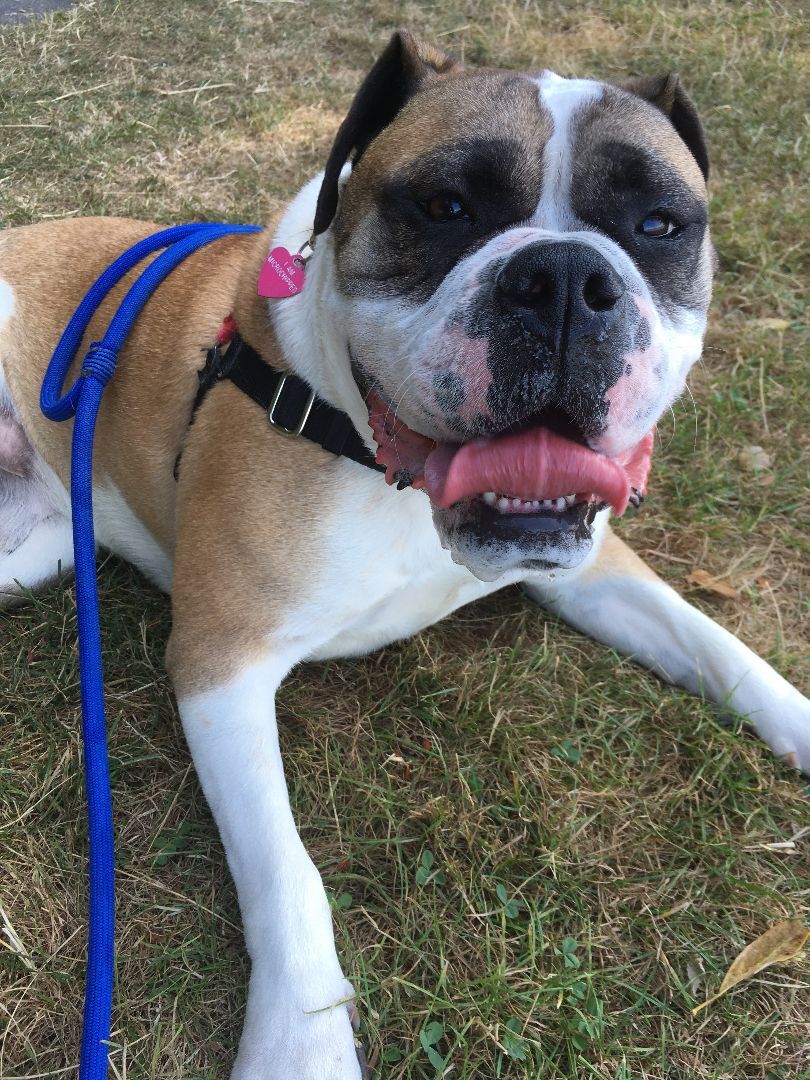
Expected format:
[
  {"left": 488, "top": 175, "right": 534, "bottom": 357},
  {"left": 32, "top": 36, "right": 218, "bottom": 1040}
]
[{"left": 177, "top": 329, "right": 384, "bottom": 477}]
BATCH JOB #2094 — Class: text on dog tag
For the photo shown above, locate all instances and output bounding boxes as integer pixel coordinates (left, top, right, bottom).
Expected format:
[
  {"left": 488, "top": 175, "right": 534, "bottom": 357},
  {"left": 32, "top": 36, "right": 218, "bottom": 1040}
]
[{"left": 257, "top": 247, "right": 306, "bottom": 298}]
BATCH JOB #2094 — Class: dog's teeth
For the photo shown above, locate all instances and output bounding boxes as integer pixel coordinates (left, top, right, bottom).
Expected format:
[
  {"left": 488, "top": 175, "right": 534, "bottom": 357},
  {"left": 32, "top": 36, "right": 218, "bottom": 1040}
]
[{"left": 484, "top": 492, "right": 579, "bottom": 514}]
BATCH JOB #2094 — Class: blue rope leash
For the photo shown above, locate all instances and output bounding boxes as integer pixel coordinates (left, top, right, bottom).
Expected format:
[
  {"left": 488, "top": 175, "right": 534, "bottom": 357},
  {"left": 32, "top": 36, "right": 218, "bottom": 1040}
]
[{"left": 40, "top": 222, "right": 261, "bottom": 1079}]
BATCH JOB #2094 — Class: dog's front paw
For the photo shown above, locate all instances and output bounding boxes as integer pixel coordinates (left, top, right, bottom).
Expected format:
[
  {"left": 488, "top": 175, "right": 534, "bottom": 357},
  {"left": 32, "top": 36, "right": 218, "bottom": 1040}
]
[
  {"left": 753, "top": 690, "right": 810, "bottom": 774},
  {"left": 231, "top": 978, "right": 368, "bottom": 1080}
]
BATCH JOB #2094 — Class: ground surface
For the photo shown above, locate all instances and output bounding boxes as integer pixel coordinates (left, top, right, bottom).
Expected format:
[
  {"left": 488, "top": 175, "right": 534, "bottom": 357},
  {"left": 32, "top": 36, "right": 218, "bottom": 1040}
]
[{"left": 0, "top": 1, "right": 808, "bottom": 1078}]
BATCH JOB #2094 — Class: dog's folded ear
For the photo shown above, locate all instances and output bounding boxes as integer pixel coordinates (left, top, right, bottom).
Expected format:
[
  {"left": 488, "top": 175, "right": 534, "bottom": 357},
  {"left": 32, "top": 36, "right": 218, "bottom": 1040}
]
[
  {"left": 313, "top": 29, "right": 459, "bottom": 236},
  {"left": 621, "top": 73, "right": 709, "bottom": 182}
]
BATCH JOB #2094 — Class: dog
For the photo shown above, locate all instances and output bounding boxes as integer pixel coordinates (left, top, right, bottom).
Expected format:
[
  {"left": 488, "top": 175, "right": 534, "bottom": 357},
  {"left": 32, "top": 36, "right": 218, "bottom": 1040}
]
[{"left": 1, "top": 29, "right": 808, "bottom": 1079}]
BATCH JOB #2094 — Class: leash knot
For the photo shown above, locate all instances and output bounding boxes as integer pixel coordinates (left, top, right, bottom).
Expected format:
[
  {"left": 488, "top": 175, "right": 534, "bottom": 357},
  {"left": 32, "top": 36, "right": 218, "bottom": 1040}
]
[{"left": 82, "top": 342, "right": 119, "bottom": 386}]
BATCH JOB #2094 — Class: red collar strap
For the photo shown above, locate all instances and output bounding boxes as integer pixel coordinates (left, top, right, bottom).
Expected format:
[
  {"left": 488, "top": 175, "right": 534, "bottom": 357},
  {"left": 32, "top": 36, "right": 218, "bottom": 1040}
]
[{"left": 215, "top": 313, "right": 238, "bottom": 347}]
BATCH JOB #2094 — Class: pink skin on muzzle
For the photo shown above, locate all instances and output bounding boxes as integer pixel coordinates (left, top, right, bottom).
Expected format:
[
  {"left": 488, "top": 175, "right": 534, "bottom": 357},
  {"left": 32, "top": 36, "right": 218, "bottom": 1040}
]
[{"left": 594, "top": 295, "right": 663, "bottom": 458}]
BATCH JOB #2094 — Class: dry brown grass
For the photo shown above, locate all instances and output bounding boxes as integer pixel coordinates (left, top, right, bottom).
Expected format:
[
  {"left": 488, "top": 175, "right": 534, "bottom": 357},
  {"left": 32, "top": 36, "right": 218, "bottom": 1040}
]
[{"left": 1, "top": 1, "right": 808, "bottom": 1078}]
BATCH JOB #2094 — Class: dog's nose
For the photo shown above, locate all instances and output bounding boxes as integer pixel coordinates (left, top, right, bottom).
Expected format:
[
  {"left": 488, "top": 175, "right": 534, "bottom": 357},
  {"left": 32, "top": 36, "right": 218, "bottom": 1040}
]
[{"left": 495, "top": 242, "right": 626, "bottom": 347}]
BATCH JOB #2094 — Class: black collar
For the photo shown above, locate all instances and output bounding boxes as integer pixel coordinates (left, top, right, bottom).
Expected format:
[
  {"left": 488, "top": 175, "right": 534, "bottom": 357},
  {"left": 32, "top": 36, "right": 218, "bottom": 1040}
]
[{"left": 175, "top": 330, "right": 385, "bottom": 479}]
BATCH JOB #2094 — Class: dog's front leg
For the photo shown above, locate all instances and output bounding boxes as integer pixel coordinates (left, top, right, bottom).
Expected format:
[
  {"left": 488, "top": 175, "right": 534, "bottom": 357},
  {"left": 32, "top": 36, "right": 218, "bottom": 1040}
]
[
  {"left": 523, "top": 525, "right": 809, "bottom": 770},
  {"left": 172, "top": 652, "right": 364, "bottom": 1080}
]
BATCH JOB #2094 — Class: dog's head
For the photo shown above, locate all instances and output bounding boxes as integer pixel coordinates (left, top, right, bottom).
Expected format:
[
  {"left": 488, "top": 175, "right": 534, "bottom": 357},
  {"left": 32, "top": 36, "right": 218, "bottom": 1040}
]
[{"left": 310, "top": 31, "right": 713, "bottom": 579}]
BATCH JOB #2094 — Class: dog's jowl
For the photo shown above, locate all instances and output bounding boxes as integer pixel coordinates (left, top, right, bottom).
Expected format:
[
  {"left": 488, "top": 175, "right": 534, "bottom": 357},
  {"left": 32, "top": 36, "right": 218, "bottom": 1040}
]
[{"left": 1, "top": 30, "right": 808, "bottom": 1080}]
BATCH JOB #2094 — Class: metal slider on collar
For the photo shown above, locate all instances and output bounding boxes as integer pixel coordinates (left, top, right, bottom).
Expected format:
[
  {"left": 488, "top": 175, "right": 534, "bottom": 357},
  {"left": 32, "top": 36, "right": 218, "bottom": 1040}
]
[{"left": 267, "top": 373, "right": 316, "bottom": 436}]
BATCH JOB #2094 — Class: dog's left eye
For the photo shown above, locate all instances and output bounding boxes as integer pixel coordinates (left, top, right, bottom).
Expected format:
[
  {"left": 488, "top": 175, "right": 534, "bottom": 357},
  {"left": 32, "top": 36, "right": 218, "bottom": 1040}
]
[
  {"left": 639, "top": 212, "right": 679, "bottom": 238},
  {"left": 425, "top": 192, "right": 470, "bottom": 222}
]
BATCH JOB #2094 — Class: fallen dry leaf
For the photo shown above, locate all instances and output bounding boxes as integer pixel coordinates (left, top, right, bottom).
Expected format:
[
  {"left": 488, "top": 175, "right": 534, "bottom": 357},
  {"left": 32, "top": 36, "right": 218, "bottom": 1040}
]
[
  {"left": 752, "top": 317, "right": 791, "bottom": 332},
  {"left": 691, "top": 919, "right": 809, "bottom": 1016},
  {"left": 685, "top": 569, "right": 739, "bottom": 600}
]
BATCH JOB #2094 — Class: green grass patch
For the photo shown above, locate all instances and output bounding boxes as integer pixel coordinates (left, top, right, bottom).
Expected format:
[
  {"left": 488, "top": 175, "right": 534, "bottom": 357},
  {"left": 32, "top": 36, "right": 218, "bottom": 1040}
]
[{"left": 1, "top": 1, "right": 808, "bottom": 1077}]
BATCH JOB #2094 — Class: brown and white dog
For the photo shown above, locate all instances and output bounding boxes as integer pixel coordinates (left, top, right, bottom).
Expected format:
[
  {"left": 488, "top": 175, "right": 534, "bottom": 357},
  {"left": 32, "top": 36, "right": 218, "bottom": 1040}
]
[{"left": 1, "top": 30, "right": 808, "bottom": 1080}]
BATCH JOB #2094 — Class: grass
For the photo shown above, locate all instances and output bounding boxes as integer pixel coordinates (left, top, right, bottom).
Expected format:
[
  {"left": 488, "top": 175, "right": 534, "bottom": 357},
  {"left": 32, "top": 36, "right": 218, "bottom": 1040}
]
[{"left": 0, "top": 1, "right": 808, "bottom": 1077}]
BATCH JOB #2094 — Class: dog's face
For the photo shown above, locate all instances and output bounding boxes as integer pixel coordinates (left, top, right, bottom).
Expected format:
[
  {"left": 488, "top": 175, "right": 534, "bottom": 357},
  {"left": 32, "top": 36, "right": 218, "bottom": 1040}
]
[{"left": 314, "top": 32, "right": 713, "bottom": 580}]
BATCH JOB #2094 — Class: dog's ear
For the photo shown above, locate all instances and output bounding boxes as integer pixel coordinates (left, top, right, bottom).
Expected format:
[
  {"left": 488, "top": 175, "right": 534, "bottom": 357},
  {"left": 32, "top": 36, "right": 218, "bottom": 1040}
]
[
  {"left": 621, "top": 73, "right": 709, "bottom": 181},
  {"left": 313, "top": 29, "right": 459, "bottom": 235}
]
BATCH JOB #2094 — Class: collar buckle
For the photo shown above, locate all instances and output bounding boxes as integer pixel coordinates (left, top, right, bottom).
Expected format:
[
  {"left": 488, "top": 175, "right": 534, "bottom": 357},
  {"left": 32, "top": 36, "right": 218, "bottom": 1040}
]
[{"left": 267, "top": 372, "right": 316, "bottom": 436}]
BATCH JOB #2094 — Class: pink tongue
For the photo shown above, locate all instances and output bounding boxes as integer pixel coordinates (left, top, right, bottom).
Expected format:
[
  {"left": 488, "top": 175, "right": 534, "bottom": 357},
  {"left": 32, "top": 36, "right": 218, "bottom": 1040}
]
[
  {"left": 367, "top": 391, "right": 654, "bottom": 516},
  {"left": 424, "top": 426, "right": 633, "bottom": 514}
]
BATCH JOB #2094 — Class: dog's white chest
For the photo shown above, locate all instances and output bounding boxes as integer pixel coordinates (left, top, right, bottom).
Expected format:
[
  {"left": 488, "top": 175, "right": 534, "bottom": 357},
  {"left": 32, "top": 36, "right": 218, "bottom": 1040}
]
[
  {"left": 301, "top": 476, "right": 508, "bottom": 661},
  {"left": 311, "top": 562, "right": 493, "bottom": 660}
]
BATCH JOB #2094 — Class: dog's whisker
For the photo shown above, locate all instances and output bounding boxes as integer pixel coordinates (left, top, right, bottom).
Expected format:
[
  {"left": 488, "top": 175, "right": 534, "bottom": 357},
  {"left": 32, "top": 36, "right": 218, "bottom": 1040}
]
[{"left": 683, "top": 379, "right": 699, "bottom": 453}]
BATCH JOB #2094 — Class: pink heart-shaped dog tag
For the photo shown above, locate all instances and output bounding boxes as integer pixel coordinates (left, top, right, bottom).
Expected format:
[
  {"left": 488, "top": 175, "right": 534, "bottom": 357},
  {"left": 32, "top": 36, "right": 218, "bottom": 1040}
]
[{"left": 257, "top": 247, "right": 307, "bottom": 298}]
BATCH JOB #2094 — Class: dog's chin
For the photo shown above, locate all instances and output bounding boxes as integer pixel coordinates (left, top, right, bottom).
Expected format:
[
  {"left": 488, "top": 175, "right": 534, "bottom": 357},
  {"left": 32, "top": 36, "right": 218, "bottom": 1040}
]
[{"left": 431, "top": 497, "right": 605, "bottom": 581}]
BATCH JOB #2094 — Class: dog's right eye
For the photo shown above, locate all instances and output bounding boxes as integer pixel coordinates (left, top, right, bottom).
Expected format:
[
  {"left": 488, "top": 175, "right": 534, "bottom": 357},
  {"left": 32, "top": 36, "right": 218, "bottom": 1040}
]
[{"left": 425, "top": 192, "right": 470, "bottom": 222}]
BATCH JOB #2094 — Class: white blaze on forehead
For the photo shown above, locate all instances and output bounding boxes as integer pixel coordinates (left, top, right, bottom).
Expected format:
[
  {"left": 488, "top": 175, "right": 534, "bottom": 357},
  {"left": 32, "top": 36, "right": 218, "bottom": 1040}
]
[{"left": 532, "top": 70, "right": 604, "bottom": 230}]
